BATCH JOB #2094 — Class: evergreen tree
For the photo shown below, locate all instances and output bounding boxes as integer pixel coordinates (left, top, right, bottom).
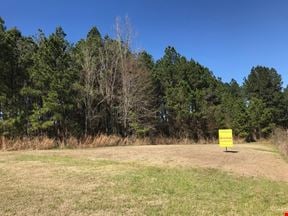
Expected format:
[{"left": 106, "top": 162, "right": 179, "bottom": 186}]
[
  {"left": 154, "top": 47, "right": 221, "bottom": 139},
  {"left": 244, "top": 66, "right": 283, "bottom": 139},
  {"left": 27, "top": 27, "right": 78, "bottom": 142},
  {"left": 0, "top": 19, "right": 35, "bottom": 137},
  {"left": 0, "top": 17, "right": 287, "bottom": 142}
]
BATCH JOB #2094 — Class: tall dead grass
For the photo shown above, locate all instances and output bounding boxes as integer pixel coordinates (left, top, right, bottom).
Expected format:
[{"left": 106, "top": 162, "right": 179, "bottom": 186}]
[
  {"left": 0, "top": 134, "right": 221, "bottom": 151},
  {"left": 0, "top": 136, "right": 55, "bottom": 151},
  {"left": 272, "top": 128, "right": 288, "bottom": 156}
]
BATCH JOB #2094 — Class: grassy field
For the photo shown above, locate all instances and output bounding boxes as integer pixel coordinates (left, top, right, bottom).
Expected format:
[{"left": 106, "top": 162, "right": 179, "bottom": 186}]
[{"left": 0, "top": 146, "right": 288, "bottom": 215}]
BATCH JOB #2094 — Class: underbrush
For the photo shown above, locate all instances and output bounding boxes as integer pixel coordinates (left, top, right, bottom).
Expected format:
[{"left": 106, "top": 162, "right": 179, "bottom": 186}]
[
  {"left": 0, "top": 135, "right": 203, "bottom": 151},
  {"left": 0, "top": 136, "right": 55, "bottom": 151},
  {"left": 271, "top": 128, "right": 288, "bottom": 157},
  {"left": 0, "top": 134, "right": 246, "bottom": 151}
]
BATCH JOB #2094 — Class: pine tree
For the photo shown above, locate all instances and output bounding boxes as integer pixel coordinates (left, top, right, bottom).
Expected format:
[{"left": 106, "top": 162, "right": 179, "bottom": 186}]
[
  {"left": 27, "top": 27, "right": 78, "bottom": 142},
  {"left": 0, "top": 18, "right": 35, "bottom": 137},
  {"left": 244, "top": 66, "right": 283, "bottom": 139}
]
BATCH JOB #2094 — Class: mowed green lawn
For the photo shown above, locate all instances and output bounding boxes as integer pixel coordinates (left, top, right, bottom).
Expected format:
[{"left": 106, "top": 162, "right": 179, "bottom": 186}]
[{"left": 0, "top": 150, "right": 288, "bottom": 216}]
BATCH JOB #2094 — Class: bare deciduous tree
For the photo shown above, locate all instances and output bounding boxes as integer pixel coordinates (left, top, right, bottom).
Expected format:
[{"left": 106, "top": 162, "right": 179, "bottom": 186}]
[
  {"left": 77, "top": 17, "right": 155, "bottom": 136},
  {"left": 76, "top": 28, "right": 101, "bottom": 136},
  {"left": 115, "top": 17, "right": 155, "bottom": 136}
]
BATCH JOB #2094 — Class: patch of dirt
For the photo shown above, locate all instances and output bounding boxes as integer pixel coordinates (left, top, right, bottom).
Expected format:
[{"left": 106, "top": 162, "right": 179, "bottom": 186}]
[{"left": 6, "top": 143, "right": 288, "bottom": 182}]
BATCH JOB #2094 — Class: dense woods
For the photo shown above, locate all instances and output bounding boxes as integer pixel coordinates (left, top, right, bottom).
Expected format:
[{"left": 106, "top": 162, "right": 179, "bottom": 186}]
[{"left": 1, "top": 17, "right": 288, "bottom": 144}]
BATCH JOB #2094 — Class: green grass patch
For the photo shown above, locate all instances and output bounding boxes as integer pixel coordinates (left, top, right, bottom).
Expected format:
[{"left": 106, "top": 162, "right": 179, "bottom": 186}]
[{"left": 113, "top": 166, "right": 288, "bottom": 215}]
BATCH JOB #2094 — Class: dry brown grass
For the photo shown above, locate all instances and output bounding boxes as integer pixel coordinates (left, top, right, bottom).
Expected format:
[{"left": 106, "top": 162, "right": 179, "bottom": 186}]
[
  {"left": 75, "top": 135, "right": 200, "bottom": 147},
  {"left": 0, "top": 134, "right": 246, "bottom": 151},
  {"left": 35, "top": 143, "right": 288, "bottom": 182},
  {"left": 0, "top": 136, "right": 55, "bottom": 151},
  {"left": 0, "top": 135, "right": 199, "bottom": 151},
  {"left": 272, "top": 128, "right": 288, "bottom": 156},
  {"left": 0, "top": 144, "right": 288, "bottom": 215}
]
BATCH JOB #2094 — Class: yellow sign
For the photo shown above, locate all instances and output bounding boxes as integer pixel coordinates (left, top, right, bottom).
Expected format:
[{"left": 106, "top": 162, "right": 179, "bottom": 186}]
[{"left": 218, "top": 129, "right": 233, "bottom": 147}]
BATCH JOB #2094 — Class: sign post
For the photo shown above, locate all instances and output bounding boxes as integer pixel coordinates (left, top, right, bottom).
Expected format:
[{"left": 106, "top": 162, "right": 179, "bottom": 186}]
[{"left": 218, "top": 129, "right": 233, "bottom": 152}]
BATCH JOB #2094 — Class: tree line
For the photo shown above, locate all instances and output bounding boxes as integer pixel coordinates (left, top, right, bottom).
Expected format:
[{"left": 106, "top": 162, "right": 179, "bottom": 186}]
[{"left": 0, "top": 17, "right": 287, "bottom": 143}]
